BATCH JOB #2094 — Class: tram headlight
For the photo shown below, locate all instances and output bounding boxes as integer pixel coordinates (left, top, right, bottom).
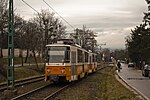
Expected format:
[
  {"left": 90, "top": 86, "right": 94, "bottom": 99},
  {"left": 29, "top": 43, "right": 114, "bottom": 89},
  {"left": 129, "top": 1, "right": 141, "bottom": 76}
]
[
  {"left": 61, "top": 69, "right": 65, "bottom": 74},
  {"left": 47, "top": 69, "right": 50, "bottom": 73}
]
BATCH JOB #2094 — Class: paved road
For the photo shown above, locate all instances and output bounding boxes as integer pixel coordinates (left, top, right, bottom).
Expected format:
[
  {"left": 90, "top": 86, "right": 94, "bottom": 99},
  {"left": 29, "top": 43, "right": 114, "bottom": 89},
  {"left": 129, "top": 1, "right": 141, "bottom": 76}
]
[{"left": 117, "top": 63, "right": 150, "bottom": 100}]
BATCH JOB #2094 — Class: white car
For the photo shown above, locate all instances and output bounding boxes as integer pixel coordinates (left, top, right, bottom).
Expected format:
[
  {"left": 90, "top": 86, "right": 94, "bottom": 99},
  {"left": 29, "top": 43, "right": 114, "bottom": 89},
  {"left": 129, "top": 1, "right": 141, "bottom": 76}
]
[{"left": 128, "top": 62, "right": 135, "bottom": 68}]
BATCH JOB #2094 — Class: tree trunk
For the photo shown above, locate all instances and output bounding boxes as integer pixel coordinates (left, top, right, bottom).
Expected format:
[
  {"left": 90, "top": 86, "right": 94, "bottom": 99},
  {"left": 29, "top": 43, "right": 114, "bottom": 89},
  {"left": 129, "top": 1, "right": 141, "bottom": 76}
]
[
  {"left": 19, "top": 49, "right": 24, "bottom": 66},
  {"left": 21, "top": 56, "right": 24, "bottom": 67},
  {"left": 0, "top": 28, "right": 4, "bottom": 57},
  {"left": 24, "top": 49, "right": 29, "bottom": 63},
  {"left": 32, "top": 50, "right": 39, "bottom": 69}
]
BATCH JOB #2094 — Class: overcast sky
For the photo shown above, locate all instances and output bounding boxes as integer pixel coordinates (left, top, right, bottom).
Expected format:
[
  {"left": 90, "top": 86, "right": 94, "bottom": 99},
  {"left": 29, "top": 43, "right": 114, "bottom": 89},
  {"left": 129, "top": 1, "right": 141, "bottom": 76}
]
[{"left": 14, "top": 0, "right": 147, "bottom": 49}]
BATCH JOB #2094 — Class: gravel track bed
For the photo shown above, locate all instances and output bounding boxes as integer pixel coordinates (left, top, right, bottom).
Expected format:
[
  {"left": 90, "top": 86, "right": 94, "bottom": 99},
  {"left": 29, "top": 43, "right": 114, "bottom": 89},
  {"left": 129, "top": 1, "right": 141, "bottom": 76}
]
[
  {"left": 0, "top": 63, "right": 105, "bottom": 100},
  {"left": 16, "top": 83, "right": 68, "bottom": 100},
  {"left": 51, "top": 72, "right": 101, "bottom": 100},
  {"left": 51, "top": 67, "right": 107, "bottom": 100}
]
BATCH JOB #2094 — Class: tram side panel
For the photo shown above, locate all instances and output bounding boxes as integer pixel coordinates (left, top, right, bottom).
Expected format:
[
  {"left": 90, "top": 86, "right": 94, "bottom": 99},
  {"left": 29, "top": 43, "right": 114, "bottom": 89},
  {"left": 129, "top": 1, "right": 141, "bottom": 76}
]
[
  {"left": 70, "top": 48, "right": 77, "bottom": 81},
  {"left": 84, "top": 51, "right": 90, "bottom": 75},
  {"left": 88, "top": 53, "right": 97, "bottom": 73},
  {"left": 92, "top": 54, "right": 97, "bottom": 72},
  {"left": 70, "top": 46, "right": 85, "bottom": 81}
]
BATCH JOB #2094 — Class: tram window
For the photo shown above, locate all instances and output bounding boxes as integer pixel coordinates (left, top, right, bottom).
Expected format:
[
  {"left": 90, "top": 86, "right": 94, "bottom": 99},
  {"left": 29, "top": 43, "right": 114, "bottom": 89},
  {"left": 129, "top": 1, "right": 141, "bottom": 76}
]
[
  {"left": 45, "top": 48, "right": 49, "bottom": 62},
  {"left": 95, "top": 55, "right": 97, "bottom": 62},
  {"left": 65, "top": 47, "right": 70, "bottom": 63},
  {"left": 47, "top": 46, "right": 70, "bottom": 63},
  {"left": 93, "top": 55, "right": 97, "bottom": 62},
  {"left": 78, "top": 49, "right": 83, "bottom": 63},
  {"left": 85, "top": 52, "right": 88, "bottom": 62},
  {"left": 93, "top": 55, "right": 94, "bottom": 62},
  {"left": 71, "top": 52, "right": 76, "bottom": 63}
]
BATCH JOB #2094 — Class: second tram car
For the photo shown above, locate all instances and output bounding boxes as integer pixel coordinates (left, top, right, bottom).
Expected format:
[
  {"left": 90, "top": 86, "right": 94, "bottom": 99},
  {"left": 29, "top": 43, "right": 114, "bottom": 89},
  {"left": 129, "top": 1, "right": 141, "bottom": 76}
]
[{"left": 45, "top": 39, "right": 97, "bottom": 82}]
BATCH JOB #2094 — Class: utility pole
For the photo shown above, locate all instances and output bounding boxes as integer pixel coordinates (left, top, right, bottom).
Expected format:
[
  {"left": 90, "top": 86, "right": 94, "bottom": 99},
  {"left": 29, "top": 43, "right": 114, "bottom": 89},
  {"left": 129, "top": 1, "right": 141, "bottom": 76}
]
[
  {"left": 99, "top": 43, "right": 106, "bottom": 51},
  {"left": 7, "top": 0, "right": 15, "bottom": 89}
]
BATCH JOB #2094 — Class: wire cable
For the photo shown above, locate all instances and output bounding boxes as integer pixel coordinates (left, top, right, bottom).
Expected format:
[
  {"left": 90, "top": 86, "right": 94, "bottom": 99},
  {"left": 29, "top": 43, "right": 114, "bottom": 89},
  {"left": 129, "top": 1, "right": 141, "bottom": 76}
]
[
  {"left": 21, "top": 0, "right": 75, "bottom": 33},
  {"left": 22, "top": 0, "right": 39, "bottom": 14},
  {"left": 43, "top": 0, "right": 75, "bottom": 29}
]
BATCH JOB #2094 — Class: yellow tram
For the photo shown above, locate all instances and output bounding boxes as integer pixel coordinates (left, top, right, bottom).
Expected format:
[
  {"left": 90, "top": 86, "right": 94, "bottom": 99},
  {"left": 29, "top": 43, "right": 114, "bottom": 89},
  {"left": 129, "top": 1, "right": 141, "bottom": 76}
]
[{"left": 45, "top": 39, "right": 97, "bottom": 82}]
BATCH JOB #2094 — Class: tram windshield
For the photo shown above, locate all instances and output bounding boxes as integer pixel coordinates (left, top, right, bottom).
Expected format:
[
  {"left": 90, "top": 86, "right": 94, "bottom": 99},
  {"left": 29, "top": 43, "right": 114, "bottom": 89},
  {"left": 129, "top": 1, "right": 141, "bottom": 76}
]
[{"left": 46, "top": 46, "right": 70, "bottom": 63}]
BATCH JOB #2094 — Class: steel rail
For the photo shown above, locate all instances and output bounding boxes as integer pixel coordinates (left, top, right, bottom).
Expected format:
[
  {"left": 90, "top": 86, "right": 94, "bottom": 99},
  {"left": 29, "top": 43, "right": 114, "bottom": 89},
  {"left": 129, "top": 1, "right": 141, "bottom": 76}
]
[
  {"left": 44, "top": 66, "right": 106, "bottom": 100},
  {"left": 11, "top": 64, "right": 105, "bottom": 100},
  {"left": 0, "top": 75, "right": 44, "bottom": 91},
  {"left": 11, "top": 84, "right": 50, "bottom": 100},
  {"left": 43, "top": 84, "right": 71, "bottom": 100}
]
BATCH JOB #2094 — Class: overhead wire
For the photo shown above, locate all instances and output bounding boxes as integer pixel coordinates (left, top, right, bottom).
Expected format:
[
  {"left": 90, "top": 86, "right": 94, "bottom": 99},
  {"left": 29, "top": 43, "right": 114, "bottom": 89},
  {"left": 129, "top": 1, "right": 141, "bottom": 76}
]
[
  {"left": 21, "top": 0, "right": 75, "bottom": 34},
  {"left": 21, "top": 0, "right": 66, "bottom": 60},
  {"left": 22, "top": 0, "right": 39, "bottom": 14},
  {"left": 43, "top": 0, "right": 75, "bottom": 30}
]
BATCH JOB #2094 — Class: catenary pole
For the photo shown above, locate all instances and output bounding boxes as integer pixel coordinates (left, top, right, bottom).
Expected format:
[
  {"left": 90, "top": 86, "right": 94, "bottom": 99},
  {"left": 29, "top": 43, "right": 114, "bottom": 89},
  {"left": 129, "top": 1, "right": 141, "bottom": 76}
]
[{"left": 7, "top": 0, "right": 15, "bottom": 89}]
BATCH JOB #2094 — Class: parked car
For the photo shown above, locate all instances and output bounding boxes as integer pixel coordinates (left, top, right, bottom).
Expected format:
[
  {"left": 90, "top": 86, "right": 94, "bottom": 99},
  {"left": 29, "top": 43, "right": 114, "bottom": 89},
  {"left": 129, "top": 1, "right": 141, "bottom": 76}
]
[
  {"left": 128, "top": 62, "right": 135, "bottom": 68},
  {"left": 142, "top": 64, "right": 150, "bottom": 77}
]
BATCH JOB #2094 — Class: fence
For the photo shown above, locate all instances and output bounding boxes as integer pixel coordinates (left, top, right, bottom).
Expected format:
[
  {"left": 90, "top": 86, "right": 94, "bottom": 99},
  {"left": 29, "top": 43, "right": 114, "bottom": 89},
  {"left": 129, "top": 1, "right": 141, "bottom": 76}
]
[{"left": 1, "top": 49, "right": 41, "bottom": 58}]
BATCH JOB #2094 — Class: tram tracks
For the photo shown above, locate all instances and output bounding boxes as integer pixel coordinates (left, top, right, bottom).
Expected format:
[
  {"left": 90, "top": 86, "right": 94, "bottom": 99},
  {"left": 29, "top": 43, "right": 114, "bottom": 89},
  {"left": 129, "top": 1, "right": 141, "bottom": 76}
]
[
  {"left": 11, "top": 67, "right": 105, "bottom": 100},
  {"left": 0, "top": 75, "right": 44, "bottom": 91},
  {"left": 45, "top": 67, "right": 105, "bottom": 100},
  {"left": 43, "top": 83, "right": 72, "bottom": 100},
  {"left": 9, "top": 65, "right": 105, "bottom": 100},
  {"left": 11, "top": 82, "right": 72, "bottom": 100}
]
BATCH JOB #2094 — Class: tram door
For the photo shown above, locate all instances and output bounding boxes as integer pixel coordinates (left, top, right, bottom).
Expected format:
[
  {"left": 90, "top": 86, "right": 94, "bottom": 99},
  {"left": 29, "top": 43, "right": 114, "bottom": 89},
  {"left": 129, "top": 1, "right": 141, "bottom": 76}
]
[{"left": 71, "top": 51, "right": 76, "bottom": 80}]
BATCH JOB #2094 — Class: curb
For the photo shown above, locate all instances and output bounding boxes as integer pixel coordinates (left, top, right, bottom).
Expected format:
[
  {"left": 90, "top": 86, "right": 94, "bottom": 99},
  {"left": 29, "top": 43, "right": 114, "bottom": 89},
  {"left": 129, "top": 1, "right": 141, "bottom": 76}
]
[{"left": 116, "top": 71, "right": 149, "bottom": 100}]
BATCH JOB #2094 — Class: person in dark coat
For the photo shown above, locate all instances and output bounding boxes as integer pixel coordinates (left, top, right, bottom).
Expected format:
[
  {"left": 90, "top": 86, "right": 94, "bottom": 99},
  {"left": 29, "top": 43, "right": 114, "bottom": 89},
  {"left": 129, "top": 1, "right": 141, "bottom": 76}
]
[{"left": 117, "top": 60, "right": 121, "bottom": 72}]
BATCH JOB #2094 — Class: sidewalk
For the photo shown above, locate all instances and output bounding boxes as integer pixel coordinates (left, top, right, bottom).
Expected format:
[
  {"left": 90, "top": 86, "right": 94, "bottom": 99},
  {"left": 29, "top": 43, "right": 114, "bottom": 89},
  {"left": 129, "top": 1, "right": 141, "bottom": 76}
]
[{"left": 117, "top": 63, "right": 150, "bottom": 100}]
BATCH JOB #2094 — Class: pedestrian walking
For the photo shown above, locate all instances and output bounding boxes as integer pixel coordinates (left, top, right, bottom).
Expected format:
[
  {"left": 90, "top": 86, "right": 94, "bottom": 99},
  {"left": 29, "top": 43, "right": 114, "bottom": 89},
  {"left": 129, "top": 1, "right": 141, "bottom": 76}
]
[{"left": 117, "top": 60, "right": 121, "bottom": 72}]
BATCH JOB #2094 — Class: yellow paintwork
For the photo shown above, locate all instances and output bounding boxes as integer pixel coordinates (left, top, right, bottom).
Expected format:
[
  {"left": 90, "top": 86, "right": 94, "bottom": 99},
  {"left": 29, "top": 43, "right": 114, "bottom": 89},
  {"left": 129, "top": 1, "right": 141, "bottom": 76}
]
[
  {"left": 45, "top": 66, "right": 71, "bottom": 76},
  {"left": 45, "top": 63, "right": 97, "bottom": 81}
]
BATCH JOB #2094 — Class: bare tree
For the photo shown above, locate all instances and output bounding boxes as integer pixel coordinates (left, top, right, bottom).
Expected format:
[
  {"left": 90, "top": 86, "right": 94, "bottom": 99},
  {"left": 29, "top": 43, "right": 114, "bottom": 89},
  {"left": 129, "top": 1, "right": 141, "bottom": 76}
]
[
  {"left": 33, "top": 9, "right": 66, "bottom": 58},
  {"left": 0, "top": 0, "right": 8, "bottom": 57},
  {"left": 14, "top": 15, "right": 27, "bottom": 66},
  {"left": 73, "top": 25, "right": 97, "bottom": 52},
  {"left": 23, "top": 21, "right": 42, "bottom": 68}
]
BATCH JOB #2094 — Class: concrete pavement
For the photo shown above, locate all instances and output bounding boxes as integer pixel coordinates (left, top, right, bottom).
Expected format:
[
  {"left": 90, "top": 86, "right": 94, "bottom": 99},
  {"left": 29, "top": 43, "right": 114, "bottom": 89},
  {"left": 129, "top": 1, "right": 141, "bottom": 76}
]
[{"left": 117, "top": 63, "right": 150, "bottom": 100}]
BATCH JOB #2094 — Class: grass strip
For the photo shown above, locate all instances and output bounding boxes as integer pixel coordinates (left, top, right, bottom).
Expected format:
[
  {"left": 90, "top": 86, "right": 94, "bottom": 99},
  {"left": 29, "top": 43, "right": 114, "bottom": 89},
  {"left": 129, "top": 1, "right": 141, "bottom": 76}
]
[{"left": 97, "top": 66, "right": 141, "bottom": 100}]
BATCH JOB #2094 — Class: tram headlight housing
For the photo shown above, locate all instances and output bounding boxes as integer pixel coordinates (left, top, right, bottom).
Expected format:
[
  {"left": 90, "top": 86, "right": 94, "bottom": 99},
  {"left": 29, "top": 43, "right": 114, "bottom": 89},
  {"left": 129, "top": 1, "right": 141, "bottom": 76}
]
[
  {"left": 61, "top": 69, "right": 65, "bottom": 74},
  {"left": 47, "top": 69, "right": 50, "bottom": 73},
  {"left": 59, "top": 68, "right": 65, "bottom": 74}
]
